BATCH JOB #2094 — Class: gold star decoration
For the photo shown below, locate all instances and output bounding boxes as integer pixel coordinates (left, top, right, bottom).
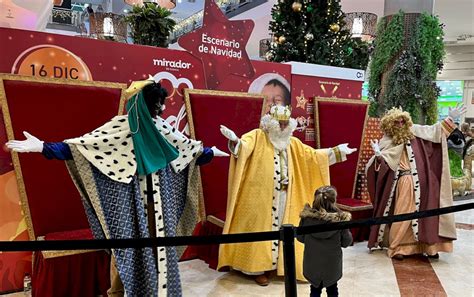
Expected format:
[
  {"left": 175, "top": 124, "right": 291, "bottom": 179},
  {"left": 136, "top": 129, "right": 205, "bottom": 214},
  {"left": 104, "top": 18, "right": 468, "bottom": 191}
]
[{"left": 296, "top": 90, "right": 308, "bottom": 109}]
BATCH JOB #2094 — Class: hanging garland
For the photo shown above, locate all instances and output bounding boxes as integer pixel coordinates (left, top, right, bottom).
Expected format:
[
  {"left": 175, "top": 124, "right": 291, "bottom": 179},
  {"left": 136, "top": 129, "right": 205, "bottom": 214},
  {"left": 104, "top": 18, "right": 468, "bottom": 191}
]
[
  {"left": 416, "top": 13, "right": 445, "bottom": 124},
  {"left": 417, "top": 13, "right": 445, "bottom": 79},
  {"left": 368, "top": 12, "right": 404, "bottom": 100}
]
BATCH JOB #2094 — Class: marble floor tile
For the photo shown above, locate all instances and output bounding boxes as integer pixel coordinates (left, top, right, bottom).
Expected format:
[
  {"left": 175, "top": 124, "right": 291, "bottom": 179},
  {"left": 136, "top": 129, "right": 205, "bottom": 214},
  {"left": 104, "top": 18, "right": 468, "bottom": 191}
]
[
  {"left": 392, "top": 255, "right": 446, "bottom": 296},
  {"left": 454, "top": 200, "right": 474, "bottom": 225},
  {"left": 430, "top": 230, "right": 474, "bottom": 297},
  {"left": 4, "top": 200, "right": 473, "bottom": 297},
  {"left": 179, "top": 215, "right": 472, "bottom": 296}
]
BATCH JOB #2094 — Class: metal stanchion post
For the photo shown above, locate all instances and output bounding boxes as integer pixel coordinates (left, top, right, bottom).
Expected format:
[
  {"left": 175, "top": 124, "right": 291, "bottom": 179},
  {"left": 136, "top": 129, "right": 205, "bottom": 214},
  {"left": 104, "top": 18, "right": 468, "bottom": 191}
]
[{"left": 281, "top": 224, "right": 297, "bottom": 297}]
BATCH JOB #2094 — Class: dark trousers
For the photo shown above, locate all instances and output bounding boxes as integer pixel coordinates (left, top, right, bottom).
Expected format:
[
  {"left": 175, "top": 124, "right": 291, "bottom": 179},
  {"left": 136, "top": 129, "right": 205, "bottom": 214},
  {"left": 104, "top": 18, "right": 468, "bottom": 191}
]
[{"left": 310, "top": 282, "right": 338, "bottom": 297}]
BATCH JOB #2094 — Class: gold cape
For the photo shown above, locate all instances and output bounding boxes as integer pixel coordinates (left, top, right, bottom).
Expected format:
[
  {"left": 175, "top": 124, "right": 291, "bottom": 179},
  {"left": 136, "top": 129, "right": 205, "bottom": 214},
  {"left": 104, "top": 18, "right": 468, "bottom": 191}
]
[{"left": 218, "top": 129, "right": 330, "bottom": 280}]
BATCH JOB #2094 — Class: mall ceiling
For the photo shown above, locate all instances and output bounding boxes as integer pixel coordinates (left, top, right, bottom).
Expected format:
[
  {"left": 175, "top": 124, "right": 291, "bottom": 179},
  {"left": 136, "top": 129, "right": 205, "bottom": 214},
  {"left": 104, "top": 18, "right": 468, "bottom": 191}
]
[
  {"left": 2, "top": 0, "right": 473, "bottom": 44},
  {"left": 341, "top": 0, "right": 473, "bottom": 43}
]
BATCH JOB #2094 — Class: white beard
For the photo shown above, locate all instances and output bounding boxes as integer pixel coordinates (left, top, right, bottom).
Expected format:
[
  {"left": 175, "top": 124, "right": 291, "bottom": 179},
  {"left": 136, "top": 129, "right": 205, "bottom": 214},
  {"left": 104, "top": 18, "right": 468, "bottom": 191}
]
[{"left": 260, "top": 115, "right": 297, "bottom": 151}]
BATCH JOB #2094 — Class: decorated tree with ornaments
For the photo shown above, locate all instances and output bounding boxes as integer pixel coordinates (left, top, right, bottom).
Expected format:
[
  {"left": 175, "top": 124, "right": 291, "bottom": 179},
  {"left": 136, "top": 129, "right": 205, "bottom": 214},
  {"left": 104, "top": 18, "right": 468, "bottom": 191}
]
[{"left": 266, "top": 0, "right": 369, "bottom": 69}]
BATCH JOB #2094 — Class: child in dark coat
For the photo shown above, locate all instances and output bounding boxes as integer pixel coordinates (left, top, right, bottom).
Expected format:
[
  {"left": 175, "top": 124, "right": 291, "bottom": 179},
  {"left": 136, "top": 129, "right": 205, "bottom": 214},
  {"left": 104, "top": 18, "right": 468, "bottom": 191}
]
[{"left": 297, "top": 186, "right": 353, "bottom": 297}]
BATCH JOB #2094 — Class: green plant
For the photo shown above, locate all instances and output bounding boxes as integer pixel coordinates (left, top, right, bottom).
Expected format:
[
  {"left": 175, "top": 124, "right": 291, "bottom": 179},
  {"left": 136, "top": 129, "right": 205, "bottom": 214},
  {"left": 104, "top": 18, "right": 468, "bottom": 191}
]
[
  {"left": 421, "top": 81, "right": 441, "bottom": 124},
  {"left": 267, "top": 0, "right": 370, "bottom": 69},
  {"left": 368, "top": 11, "right": 445, "bottom": 124},
  {"left": 125, "top": 3, "right": 176, "bottom": 48},
  {"left": 346, "top": 37, "right": 371, "bottom": 70},
  {"left": 381, "top": 49, "right": 423, "bottom": 122},
  {"left": 368, "top": 11, "right": 404, "bottom": 100},
  {"left": 448, "top": 150, "right": 464, "bottom": 178},
  {"left": 416, "top": 13, "right": 445, "bottom": 124},
  {"left": 417, "top": 13, "right": 445, "bottom": 79}
]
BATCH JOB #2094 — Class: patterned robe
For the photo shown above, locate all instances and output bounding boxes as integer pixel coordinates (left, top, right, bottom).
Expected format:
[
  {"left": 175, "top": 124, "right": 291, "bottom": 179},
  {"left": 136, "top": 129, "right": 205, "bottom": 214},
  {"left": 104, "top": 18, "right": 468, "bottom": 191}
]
[
  {"left": 64, "top": 115, "right": 203, "bottom": 296},
  {"left": 365, "top": 119, "right": 457, "bottom": 256}
]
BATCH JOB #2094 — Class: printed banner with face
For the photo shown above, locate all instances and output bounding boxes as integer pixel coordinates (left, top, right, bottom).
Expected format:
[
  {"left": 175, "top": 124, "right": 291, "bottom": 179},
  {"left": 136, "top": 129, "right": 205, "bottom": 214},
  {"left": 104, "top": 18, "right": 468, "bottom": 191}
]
[
  {"left": 0, "top": 25, "right": 363, "bottom": 292},
  {"left": 219, "top": 60, "right": 292, "bottom": 115}
]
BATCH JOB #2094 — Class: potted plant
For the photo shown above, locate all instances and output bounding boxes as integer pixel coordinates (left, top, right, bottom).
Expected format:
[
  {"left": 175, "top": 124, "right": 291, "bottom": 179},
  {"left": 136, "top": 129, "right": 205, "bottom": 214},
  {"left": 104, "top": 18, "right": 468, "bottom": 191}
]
[{"left": 125, "top": 2, "right": 176, "bottom": 48}]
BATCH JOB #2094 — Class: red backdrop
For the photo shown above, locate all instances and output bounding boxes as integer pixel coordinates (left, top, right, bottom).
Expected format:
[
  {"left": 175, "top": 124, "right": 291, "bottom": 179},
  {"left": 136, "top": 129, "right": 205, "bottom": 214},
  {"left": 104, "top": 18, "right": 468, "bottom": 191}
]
[
  {"left": 0, "top": 27, "right": 364, "bottom": 292},
  {"left": 219, "top": 61, "right": 292, "bottom": 93},
  {"left": 314, "top": 99, "right": 369, "bottom": 199},
  {"left": 290, "top": 73, "right": 364, "bottom": 147},
  {"left": 185, "top": 91, "right": 264, "bottom": 218},
  {"left": 2, "top": 79, "right": 124, "bottom": 238}
]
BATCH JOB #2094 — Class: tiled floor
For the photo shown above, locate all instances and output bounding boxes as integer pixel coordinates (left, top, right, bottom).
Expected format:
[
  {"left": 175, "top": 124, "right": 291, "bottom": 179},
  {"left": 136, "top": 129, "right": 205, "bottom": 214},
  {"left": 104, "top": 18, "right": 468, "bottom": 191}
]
[
  {"left": 179, "top": 199, "right": 474, "bottom": 297},
  {"left": 179, "top": 232, "right": 472, "bottom": 296},
  {"left": 5, "top": 200, "right": 473, "bottom": 296}
]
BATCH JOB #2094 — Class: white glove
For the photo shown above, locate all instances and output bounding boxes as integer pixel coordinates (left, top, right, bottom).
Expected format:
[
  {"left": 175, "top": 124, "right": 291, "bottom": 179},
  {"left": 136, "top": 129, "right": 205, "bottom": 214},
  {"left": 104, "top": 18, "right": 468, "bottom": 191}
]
[
  {"left": 211, "top": 146, "right": 230, "bottom": 157},
  {"left": 337, "top": 143, "right": 357, "bottom": 156},
  {"left": 448, "top": 103, "right": 467, "bottom": 120},
  {"left": 370, "top": 139, "right": 381, "bottom": 157},
  {"left": 6, "top": 131, "right": 44, "bottom": 153},
  {"left": 219, "top": 125, "right": 238, "bottom": 142}
]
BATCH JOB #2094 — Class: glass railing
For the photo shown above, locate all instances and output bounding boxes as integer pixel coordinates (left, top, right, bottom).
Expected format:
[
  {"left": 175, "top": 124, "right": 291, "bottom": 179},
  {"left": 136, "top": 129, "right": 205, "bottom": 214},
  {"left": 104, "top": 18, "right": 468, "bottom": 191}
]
[
  {"left": 169, "top": 0, "right": 254, "bottom": 42},
  {"left": 50, "top": 7, "right": 85, "bottom": 27},
  {"left": 48, "top": 0, "right": 259, "bottom": 43}
]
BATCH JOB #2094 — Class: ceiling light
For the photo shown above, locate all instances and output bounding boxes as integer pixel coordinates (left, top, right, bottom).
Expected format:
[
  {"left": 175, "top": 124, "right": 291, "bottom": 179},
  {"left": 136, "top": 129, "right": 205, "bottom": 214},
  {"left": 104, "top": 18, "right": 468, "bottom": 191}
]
[
  {"left": 89, "top": 12, "right": 128, "bottom": 42},
  {"left": 344, "top": 12, "right": 377, "bottom": 41}
]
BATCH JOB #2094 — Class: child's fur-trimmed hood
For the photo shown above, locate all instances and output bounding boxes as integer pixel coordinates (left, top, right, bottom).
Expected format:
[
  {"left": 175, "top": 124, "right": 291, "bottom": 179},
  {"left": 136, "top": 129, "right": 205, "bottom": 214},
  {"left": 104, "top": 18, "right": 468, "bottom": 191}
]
[{"left": 300, "top": 204, "right": 351, "bottom": 222}]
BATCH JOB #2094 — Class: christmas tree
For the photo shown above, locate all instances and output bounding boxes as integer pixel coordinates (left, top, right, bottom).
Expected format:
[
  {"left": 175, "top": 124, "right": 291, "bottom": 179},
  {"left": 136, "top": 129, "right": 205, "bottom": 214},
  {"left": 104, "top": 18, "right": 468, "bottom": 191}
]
[{"left": 267, "top": 0, "right": 369, "bottom": 70}]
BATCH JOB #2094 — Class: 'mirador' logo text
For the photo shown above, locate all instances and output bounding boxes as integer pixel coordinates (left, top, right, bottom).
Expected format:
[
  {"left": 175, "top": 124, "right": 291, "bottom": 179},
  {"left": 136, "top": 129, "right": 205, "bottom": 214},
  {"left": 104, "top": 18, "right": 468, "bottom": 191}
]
[{"left": 153, "top": 58, "right": 191, "bottom": 69}]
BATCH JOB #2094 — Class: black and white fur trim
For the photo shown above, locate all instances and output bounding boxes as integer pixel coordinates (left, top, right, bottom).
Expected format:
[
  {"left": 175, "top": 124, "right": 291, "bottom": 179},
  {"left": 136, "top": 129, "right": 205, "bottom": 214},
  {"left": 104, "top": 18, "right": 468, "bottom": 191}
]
[
  {"left": 64, "top": 115, "right": 136, "bottom": 184},
  {"left": 139, "top": 174, "right": 167, "bottom": 297},
  {"left": 270, "top": 150, "right": 283, "bottom": 270},
  {"left": 405, "top": 143, "right": 420, "bottom": 241},
  {"left": 377, "top": 143, "right": 421, "bottom": 245},
  {"left": 153, "top": 117, "right": 203, "bottom": 174},
  {"left": 377, "top": 162, "right": 399, "bottom": 245}
]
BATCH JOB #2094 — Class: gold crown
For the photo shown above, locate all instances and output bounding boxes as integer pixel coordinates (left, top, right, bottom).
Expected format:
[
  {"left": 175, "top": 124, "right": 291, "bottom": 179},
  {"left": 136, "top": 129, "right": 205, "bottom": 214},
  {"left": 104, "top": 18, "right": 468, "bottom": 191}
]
[
  {"left": 270, "top": 105, "right": 292, "bottom": 121},
  {"left": 124, "top": 75, "right": 155, "bottom": 100}
]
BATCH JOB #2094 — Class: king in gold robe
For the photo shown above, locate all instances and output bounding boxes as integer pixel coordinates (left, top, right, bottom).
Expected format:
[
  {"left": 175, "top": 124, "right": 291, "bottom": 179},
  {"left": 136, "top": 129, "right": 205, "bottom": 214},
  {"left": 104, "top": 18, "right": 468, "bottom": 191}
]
[{"left": 218, "top": 105, "right": 356, "bottom": 283}]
